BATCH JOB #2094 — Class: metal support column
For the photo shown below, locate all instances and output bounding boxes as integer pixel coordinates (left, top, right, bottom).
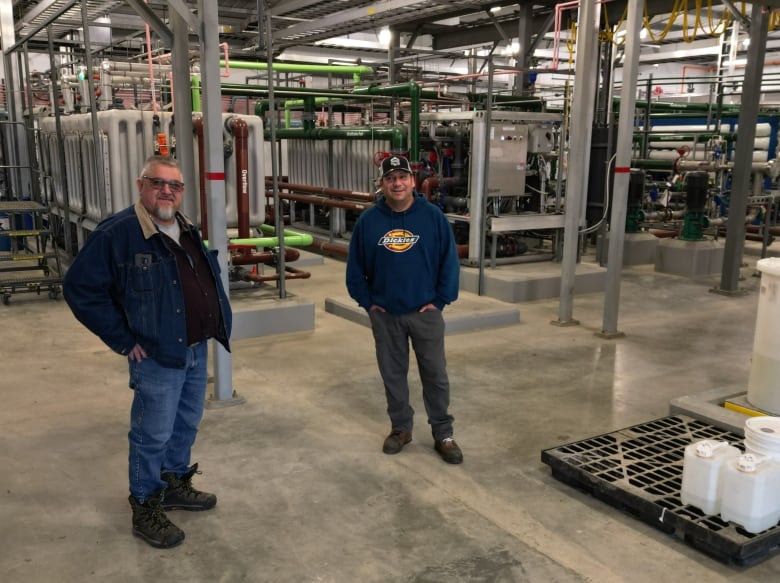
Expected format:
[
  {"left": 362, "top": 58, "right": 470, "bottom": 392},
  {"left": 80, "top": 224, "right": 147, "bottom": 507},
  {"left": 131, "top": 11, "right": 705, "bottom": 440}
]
[
  {"left": 599, "top": 0, "right": 643, "bottom": 338},
  {"left": 197, "top": 0, "right": 236, "bottom": 403},
  {"left": 716, "top": 2, "right": 769, "bottom": 295},
  {"left": 555, "top": 0, "right": 600, "bottom": 326},
  {"left": 169, "top": 9, "right": 197, "bottom": 220}
]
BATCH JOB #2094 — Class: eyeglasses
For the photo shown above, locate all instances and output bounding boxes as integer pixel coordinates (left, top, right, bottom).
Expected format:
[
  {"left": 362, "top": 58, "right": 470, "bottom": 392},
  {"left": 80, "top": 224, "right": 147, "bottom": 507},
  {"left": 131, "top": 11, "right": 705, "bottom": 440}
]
[{"left": 143, "top": 175, "right": 185, "bottom": 193}]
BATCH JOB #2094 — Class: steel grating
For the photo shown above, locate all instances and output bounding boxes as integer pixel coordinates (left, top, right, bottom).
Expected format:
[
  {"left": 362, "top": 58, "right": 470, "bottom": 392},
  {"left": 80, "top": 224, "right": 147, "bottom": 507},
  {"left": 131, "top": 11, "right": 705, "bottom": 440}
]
[{"left": 541, "top": 414, "right": 780, "bottom": 566}]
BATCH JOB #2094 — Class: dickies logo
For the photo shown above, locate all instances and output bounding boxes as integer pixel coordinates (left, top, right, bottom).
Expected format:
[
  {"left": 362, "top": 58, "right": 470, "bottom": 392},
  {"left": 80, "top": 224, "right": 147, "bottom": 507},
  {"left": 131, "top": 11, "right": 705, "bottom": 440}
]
[{"left": 378, "top": 229, "right": 419, "bottom": 253}]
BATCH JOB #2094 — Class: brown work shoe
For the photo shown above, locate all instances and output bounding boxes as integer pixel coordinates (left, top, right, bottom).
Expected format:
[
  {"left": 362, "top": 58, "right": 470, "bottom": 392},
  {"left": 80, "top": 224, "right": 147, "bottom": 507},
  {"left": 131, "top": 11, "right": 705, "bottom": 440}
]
[
  {"left": 434, "top": 437, "right": 463, "bottom": 464},
  {"left": 382, "top": 430, "right": 412, "bottom": 454}
]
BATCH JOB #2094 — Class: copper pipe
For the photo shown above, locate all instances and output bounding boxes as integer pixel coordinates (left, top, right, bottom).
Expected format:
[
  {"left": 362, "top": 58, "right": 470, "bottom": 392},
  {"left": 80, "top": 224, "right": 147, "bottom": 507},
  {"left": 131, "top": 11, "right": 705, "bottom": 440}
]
[
  {"left": 717, "top": 227, "right": 772, "bottom": 242},
  {"left": 269, "top": 180, "right": 376, "bottom": 202},
  {"left": 230, "top": 247, "right": 300, "bottom": 266},
  {"left": 234, "top": 265, "right": 311, "bottom": 283},
  {"left": 420, "top": 176, "right": 439, "bottom": 202},
  {"left": 649, "top": 229, "right": 679, "bottom": 238},
  {"left": 192, "top": 115, "right": 208, "bottom": 240},
  {"left": 745, "top": 225, "right": 780, "bottom": 236},
  {"left": 270, "top": 190, "right": 373, "bottom": 211},
  {"left": 227, "top": 117, "right": 251, "bottom": 238},
  {"left": 305, "top": 239, "right": 349, "bottom": 257}
]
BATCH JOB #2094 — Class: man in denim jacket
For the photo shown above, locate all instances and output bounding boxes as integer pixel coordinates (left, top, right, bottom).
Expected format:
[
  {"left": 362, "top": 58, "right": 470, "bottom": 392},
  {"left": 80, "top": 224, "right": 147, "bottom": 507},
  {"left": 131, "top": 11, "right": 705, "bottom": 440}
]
[{"left": 64, "top": 155, "right": 232, "bottom": 549}]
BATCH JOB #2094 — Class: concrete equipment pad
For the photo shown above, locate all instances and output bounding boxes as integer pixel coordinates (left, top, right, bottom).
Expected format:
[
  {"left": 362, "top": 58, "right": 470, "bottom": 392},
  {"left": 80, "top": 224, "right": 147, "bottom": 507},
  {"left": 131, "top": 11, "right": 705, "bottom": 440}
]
[
  {"left": 459, "top": 259, "right": 607, "bottom": 303},
  {"left": 655, "top": 239, "right": 725, "bottom": 277},
  {"left": 230, "top": 288, "right": 315, "bottom": 340},
  {"left": 325, "top": 291, "right": 520, "bottom": 334}
]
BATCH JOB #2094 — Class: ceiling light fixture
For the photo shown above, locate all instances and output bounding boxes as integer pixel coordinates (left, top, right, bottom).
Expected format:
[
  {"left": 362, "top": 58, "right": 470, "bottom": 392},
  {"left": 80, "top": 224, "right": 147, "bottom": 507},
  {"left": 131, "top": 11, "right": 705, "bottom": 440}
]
[{"left": 378, "top": 27, "right": 391, "bottom": 47}]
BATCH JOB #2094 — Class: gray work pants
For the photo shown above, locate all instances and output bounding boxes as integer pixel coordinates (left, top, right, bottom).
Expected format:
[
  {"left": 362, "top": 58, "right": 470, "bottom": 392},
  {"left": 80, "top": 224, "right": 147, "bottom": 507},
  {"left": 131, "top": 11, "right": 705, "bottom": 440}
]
[{"left": 368, "top": 309, "right": 454, "bottom": 440}]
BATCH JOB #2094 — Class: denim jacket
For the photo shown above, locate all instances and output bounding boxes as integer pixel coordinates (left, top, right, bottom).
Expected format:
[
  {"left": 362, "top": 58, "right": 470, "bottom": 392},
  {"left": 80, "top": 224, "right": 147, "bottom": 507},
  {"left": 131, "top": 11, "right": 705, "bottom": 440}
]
[{"left": 64, "top": 200, "right": 232, "bottom": 368}]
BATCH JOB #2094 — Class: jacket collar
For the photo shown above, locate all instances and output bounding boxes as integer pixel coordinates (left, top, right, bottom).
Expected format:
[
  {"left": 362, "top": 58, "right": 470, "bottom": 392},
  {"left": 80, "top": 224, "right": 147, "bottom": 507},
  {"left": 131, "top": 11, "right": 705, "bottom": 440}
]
[{"left": 133, "top": 199, "right": 194, "bottom": 239}]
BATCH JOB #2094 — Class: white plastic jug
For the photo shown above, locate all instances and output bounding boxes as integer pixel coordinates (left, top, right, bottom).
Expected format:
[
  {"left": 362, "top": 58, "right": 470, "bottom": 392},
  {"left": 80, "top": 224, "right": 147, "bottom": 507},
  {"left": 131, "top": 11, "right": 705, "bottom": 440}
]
[
  {"left": 720, "top": 453, "right": 780, "bottom": 534},
  {"left": 680, "top": 440, "right": 741, "bottom": 515}
]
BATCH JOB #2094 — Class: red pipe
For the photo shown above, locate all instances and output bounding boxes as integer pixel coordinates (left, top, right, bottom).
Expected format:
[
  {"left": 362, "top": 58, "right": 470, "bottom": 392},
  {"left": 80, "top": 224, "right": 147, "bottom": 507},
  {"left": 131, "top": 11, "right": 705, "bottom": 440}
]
[
  {"left": 192, "top": 116, "right": 208, "bottom": 240},
  {"left": 228, "top": 117, "right": 251, "bottom": 238},
  {"left": 268, "top": 180, "right": 376, "bottom": 203},
  {"left": 420, "top": 176, "right": 439, "bottom": 202}
]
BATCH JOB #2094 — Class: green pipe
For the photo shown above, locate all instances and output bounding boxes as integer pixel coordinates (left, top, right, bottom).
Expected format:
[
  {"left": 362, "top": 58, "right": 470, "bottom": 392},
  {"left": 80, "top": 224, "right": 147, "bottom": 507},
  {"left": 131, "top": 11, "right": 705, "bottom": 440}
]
[
  {"left": 284, "top": 96, "right": 348, "bottom": 129},
  {"left": 267, "top": 126, "right": 407, "bottom": 151},
  {"left": 616, "top": 97, "right": 743, "bottom": 114},
  {"left": 641, "top": 133, "right": 736, "bottom": 143},
  {"left": 468, "top": 93, "right": 543, "bottom": 111},
  {"left": 352, "top": 83, "right": 420, "bottom": 160},
  {"left": 229, "top": 235, "right": 312, "bottom": 247},
  {"left": 256, "top": 224, "right": 314, "bottom": 244},
  {"left": 219, "top": 60, "right": 374, "bottom": 85},
  {"left": 630, "top": 159, "right": 674, "bottom": 170},
  {"left": 191, "top": 75, "right": 201, "bottom": 113}
]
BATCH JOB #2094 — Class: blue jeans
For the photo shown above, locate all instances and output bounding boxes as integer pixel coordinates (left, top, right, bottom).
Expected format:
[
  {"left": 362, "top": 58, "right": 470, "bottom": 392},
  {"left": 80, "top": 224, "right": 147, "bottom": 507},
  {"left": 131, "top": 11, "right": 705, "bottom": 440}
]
[{"left": 127, "top": 340, "right": 208, "bottom": 503}]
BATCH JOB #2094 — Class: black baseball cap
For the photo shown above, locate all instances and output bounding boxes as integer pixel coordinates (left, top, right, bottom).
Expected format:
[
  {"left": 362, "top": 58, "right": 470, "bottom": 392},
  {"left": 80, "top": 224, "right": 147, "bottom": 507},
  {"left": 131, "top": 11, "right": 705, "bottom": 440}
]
[{"left": 380, "top": 155, "right": 412, "bottom": 177}]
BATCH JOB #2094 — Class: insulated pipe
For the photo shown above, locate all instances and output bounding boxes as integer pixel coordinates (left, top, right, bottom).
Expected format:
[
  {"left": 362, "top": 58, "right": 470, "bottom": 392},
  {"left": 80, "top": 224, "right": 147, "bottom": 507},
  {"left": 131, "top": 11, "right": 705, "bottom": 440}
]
[
  {"left": 192, "top": 115, "right": 208, "bottom": 239},
  {"left": 270, "top": 180, "right": 375, "bottom": 203},
  {"left": 226, "top": 116, "right": 251, "bottom": 237}
]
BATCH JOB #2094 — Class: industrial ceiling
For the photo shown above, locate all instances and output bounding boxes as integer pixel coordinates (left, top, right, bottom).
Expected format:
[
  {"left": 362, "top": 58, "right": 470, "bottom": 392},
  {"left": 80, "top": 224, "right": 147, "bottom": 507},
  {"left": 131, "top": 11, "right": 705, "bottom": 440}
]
[{"left": 8, "top": 0, "right": 780, "bottom": 78}]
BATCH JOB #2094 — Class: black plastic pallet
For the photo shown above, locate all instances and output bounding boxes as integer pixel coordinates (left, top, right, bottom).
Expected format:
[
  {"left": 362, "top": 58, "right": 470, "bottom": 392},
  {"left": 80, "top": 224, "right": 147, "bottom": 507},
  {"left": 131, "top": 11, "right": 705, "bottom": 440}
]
[{"left": 541, "top": 414, "right": 780, "bottom": 566}]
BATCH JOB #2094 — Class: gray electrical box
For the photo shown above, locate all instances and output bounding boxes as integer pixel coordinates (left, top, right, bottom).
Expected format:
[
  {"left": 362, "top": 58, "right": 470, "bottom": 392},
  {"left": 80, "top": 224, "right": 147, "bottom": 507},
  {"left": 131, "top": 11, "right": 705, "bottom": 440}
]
[
  {"left": 528, "top": 125, "right": 555, "bottom": 153},
  {"left": 487, "top": 123, "right": 528, "bottom": 197}
]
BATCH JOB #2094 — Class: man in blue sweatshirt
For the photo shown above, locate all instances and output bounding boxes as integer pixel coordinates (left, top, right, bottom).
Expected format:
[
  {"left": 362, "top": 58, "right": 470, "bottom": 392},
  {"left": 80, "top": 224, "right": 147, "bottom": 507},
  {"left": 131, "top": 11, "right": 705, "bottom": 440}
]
[{"left": 346, "top": 155, "right": 463, "bottom": 464}]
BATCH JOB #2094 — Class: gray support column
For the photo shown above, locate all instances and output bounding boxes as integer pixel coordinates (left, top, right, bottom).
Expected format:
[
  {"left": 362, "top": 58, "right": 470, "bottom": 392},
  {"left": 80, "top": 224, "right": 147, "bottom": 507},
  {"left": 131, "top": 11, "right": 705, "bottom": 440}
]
[
  {"left": 46, "top": 25, "right": 73, "bottom": 254},
  {"left": 169, "top": 9, "right": 197, "bottom": 220},
  {"left": 717, "top": 2, "right": 769, "bottom": 294},
  {"left": 197, "top": 0, "right": 234, "bottom": 402},
  {"left": 0, "top": 1, "right": 29, "bottom": 199},
  {"left": 599, "top": 0, "right": 642, "bottom": 337},
  {"left": 81, "top": 0, "right": 108, "bottom": 217},
  {"left": 555, "top": 1, "right": 601, "bottom": 325},
  {"left": 266, "top": 9, "right": 287, "bottom": 299}
]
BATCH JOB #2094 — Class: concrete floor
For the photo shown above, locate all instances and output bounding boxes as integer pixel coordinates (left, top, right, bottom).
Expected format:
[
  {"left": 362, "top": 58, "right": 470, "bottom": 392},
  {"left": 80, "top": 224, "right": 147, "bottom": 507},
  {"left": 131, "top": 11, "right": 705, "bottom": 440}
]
[{"left": 2, "top": 250, "right": 779, "bottom": 582}]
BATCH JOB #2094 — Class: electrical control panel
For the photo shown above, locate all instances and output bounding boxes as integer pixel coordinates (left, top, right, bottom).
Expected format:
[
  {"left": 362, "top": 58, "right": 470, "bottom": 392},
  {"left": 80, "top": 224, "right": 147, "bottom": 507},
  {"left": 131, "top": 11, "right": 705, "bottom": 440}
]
[{"left": 487, "top": 122, "right": 528, "bottom": 197}]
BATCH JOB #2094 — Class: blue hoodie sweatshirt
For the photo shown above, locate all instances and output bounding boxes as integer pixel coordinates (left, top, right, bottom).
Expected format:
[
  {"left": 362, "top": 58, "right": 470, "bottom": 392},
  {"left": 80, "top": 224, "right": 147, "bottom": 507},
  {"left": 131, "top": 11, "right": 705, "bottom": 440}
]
[{"left": 346, "top": 193, "right": 459, "bottom": 315}]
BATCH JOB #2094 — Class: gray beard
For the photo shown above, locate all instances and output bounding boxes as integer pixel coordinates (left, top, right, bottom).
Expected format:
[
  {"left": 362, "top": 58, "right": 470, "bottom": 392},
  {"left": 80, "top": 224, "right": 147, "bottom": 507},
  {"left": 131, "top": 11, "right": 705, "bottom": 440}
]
[{"left": 154, "top": 206, "right": 175, "bottom": 221}]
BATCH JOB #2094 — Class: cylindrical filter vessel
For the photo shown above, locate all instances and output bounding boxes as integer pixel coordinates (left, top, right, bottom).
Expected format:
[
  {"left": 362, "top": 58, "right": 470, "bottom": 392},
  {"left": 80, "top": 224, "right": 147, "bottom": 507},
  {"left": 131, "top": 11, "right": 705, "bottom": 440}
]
[
  {"left": 747, "top": 257, "right": 780, "bottom": 414},
  {"left": 685, "top": 171, "right": 708, "bottom": 212}
]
